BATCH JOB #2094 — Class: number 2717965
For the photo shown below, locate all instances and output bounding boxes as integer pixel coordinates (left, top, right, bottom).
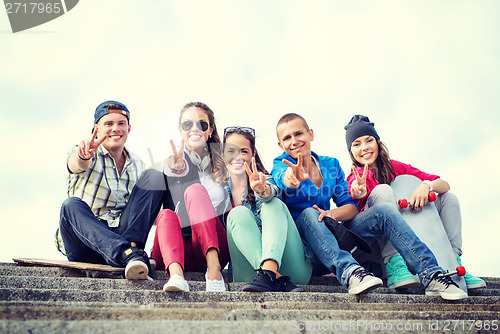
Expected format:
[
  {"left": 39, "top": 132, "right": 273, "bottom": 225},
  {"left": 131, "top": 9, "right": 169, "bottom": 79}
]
[{"left": 5, "top": 2, "right": 62, "bottom": 14}]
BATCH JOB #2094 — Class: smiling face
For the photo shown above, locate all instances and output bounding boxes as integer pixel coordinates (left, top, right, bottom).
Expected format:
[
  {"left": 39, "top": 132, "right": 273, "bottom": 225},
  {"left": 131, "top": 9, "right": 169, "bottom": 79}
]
[
  {"left": 179, "top": 106, "right": 213, "bottom": 153},
  {"left": 224, "top": 133, "right": 254, "bottom": 177},
  {"left": 276, "top": 118, "right": 314, "bottom": 159},
  {"left": 350, "top": 135, "right": 379, "bottom": 168},
  {"left": 95, "top": 112, "right": 130, "bottom": 153}
]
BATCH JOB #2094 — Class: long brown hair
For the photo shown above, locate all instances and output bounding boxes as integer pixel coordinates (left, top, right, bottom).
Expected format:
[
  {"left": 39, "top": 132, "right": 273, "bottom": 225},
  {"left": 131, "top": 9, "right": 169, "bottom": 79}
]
[
  {"left": 179, "top": 102, "right": 226, "bottom": 184},
  {"left": 349, "top": 139, "right": 396, "bottom": 185},
  {"left": 223, "top": 127, "right": 268, "bottom": 207}
]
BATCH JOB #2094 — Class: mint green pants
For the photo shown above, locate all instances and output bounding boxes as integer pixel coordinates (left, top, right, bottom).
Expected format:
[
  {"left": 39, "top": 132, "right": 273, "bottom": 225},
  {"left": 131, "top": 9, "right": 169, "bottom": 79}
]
[{"left": 226, "top": 198, "right": 312, "bottom": 284}]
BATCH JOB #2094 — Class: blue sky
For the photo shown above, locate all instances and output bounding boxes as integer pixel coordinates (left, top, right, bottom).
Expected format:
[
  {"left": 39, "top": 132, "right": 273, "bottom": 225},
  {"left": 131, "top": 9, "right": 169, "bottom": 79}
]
[{"left": 1, "top": 0, "right": 499, "bottom": 277}]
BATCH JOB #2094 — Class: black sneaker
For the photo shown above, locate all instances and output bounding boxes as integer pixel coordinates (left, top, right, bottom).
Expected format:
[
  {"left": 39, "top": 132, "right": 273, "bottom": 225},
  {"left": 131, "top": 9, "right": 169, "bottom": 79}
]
[
  {"left": 242, "top": 269, "right": 278, "bottom": 292},
  {"left": 121, "top": 246, "right": 150, "bottom": 280},
  {"left": 276, "top": 276, "right": 306, "bottom": 292}
]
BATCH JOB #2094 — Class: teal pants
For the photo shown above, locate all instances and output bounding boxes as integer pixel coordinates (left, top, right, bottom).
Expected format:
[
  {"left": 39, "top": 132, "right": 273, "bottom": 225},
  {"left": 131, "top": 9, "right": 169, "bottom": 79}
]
[{"left": 226, "top": 198, "right": 312, "bottom": 284}]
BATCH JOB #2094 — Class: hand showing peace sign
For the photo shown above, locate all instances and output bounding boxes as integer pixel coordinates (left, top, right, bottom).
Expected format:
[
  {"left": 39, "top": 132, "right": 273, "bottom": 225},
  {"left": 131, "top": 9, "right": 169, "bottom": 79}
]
[
  {"left": 350, "top": 164, "right": 368, "bottom": 199},
  {"left": 282, "top": 153, "right": 309, "bottom": 188},
  {"left": 78, "top": 127, "right": 108, "bottom": 160},
  {"left": 245, "top": 157, "right": 268, "bottom": 196},
  {"left": 167, "top": 139, "right": 186, "bottom": 171}
]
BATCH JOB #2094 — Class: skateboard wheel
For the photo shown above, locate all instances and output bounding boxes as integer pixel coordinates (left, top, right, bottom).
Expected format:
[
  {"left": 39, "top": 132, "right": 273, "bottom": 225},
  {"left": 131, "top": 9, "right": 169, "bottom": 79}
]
[
  {"left": 428, "top": 192, "right": 437, "bottom": 202},
  {"left": 398, "top": 199, "right": 408, "bottom": 209},
  {"left": 456, "top": 266, "right": 466, "bottom": 276}
]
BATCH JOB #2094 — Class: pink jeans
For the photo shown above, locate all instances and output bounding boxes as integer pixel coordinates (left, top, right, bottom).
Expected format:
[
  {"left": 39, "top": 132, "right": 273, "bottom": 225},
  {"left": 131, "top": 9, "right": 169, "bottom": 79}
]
[{"left": 150, "top": 184, "right": 229, "bottom": 274}]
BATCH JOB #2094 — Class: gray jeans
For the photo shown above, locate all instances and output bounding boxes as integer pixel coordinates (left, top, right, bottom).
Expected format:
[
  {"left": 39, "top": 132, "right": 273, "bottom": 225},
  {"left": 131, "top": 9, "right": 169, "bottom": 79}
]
[{"left": 366, "top": 184, "right": 463, "bottom": 263}]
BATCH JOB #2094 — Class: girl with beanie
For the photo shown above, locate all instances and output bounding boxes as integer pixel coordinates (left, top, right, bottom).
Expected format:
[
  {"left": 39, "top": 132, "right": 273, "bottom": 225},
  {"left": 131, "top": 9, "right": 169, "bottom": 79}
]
[{"left": 344, "top": 115, "right": 485, "bottom": 290}]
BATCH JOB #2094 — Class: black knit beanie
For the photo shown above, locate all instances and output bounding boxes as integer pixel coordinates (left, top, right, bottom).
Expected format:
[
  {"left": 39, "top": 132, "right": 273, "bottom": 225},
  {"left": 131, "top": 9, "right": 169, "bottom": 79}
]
[{"left": 344, "top": 115, "right": 380, "bottom": 150}]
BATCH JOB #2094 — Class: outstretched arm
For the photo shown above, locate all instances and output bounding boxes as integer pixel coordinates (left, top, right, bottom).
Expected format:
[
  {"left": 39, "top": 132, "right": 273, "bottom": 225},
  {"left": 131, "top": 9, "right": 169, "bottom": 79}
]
[{"left": 68, "top": 127, "right": 107, "bottom": 173}]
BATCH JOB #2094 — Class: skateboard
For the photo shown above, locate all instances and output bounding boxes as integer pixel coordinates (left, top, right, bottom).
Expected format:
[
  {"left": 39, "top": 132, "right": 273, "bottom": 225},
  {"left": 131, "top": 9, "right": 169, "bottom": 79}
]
[
  {"left": 13, "top": 258, "right": 124, "bottom": 278},
  {"left": 390, "top": 175, "right": 467, "bottom": 293}
]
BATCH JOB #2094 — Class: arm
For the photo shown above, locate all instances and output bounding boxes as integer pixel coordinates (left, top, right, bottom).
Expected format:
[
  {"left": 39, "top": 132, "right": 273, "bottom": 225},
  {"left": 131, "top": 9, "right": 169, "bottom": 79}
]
[
  {"left": 411, "top": 178, "right": 450, "bottom": 209},
  {"left": 313, "top": 203, "right": 359, "bottom": 222},
  {"left": 246, "top": 157, "right": 276, "bottom": 201},
  {"left": 67, "top": 127, "right": 107, "bottom": 174},
  {"left": 164, "top": 139, "right": 189, "bottom": 177}
]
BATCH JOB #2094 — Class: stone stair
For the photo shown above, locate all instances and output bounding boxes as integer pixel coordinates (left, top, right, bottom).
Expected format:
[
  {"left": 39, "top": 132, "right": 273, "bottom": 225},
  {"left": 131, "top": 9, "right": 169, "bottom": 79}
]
[{"left": 0, "top": 262, "right": 499, "bottom": 333}]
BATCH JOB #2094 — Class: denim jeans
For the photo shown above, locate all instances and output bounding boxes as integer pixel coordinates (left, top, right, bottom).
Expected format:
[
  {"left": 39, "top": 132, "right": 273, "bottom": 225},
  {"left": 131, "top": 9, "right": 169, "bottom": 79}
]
[
  {"left": 59, "top": 169, "right": 168, "bottom": 267},
  {"left": 295, "top": 203, "right": 442, "bottom": 288}
]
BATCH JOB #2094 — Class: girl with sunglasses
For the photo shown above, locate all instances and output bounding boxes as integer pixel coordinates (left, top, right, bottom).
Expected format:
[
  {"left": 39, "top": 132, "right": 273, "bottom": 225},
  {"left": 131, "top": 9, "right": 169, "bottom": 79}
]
[
  {"left": 345, "top": 115, "right": 485, "bottom": 290},
  {"left": 223, "top": 126, "right": 312, "bottom": 292},
  {"left": 150, "top": 102, "right": 230, "bottom": 292}
]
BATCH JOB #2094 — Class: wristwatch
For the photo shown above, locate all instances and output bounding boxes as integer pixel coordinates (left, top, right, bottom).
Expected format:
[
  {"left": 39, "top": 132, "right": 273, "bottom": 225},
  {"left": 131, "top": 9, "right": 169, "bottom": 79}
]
[{"left": 423, "top": 180, "right": 433, "bottom": 192}]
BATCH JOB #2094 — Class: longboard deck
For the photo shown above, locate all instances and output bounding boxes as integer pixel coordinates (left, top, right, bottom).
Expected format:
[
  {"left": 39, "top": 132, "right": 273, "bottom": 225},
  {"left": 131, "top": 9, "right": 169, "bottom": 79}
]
[
  {"left": 13, "top": 258, "right": 124, "bottom": 273},
  {"left": 391, "top": 175, "right": 467, "bottom": 293}
]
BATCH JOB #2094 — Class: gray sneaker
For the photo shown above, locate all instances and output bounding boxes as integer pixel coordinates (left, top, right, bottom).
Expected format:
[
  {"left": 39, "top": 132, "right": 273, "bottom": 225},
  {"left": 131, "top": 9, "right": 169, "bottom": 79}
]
[
  {"left": 425, "top": 272, "right": 468, "bottom": 300},
  {"left": 347, "top": 268, "right": 383, "bottom": 295}
]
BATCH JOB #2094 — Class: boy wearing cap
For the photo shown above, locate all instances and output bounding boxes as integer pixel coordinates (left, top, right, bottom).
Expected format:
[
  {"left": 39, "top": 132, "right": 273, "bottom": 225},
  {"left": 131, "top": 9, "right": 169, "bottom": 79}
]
[
  {"left": 56, "top": 101, "right": 154, "bottom": 280},
  {"left": 271, "top": 113, "right": 467, "bottom": 300}
]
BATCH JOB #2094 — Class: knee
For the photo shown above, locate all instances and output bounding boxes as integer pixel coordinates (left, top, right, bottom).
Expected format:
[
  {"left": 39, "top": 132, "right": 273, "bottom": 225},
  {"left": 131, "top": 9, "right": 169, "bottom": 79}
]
[
  {"left": 156, "top": 209, "right": 180, "bottom": 228},
  {"left": 370, "top": 202, "right": 400, "bottom": 220},
  {"left": 60, "top": 197, "right": 85, "bottom": 215},
  {"left": 438, "top": 191, "right": 460, "bottom": 207},
  {"left": 370, "top": 184, "right": 395, "bottom": 203},
  {"left": 135, "top": 168, "right": 166, "bottom": 190},
  {"left": 184, "top": 183, "right": 208, "bottom": 200},
  {"left": 296, "top": 207, "right": 319, "bottom": 227},
  {"left": 261, "top": 197, "right": 285, "bottom": 212},
  {"left": 226, "top": 206, "right": 253, "bottom": 230}
]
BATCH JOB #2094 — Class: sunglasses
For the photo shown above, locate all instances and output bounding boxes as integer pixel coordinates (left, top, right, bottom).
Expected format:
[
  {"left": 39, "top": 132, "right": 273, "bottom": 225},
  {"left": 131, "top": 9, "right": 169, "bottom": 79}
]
[
  {"left": 223, "top": 126, "right": 255, "bottom": 138},
  {"left": 181, "top": 120, "right": 210, "bottom": 132}
]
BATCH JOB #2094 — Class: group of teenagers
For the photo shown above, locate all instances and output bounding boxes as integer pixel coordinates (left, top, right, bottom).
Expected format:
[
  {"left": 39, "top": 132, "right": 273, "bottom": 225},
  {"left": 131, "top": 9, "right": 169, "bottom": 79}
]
[{"left": 56, "top": 100, "right": 485, "bottom": 302}]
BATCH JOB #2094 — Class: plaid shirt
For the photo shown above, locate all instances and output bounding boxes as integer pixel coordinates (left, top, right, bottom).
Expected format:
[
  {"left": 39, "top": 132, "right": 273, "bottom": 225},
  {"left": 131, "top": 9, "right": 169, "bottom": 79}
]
[
  {"left": 67, "top": 145, "right": 145, "bottom": 227},
  {"left": 56, "top": 145, "right": 145, "bottom": 255}
]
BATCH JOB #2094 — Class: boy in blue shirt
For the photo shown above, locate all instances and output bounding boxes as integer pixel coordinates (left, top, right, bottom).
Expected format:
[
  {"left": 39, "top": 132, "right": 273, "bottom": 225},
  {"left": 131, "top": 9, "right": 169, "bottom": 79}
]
[{"left": 271, "top": 113, "right": 467, "bottom": 300}]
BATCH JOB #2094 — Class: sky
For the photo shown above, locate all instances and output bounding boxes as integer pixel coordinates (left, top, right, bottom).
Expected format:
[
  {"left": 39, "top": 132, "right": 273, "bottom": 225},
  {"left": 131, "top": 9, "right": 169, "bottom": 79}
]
[{"left": 1, "top": 0, "right": 499, "bottom": 278}]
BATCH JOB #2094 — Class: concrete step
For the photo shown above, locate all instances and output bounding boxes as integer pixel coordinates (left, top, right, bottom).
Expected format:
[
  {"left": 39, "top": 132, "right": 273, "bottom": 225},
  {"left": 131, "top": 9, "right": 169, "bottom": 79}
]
[
  {"left": 4, "top": 319, "right": 497, "bottom": 334},
  {"left": 2, "top": 262, "right": 499, "bottom": 333}
]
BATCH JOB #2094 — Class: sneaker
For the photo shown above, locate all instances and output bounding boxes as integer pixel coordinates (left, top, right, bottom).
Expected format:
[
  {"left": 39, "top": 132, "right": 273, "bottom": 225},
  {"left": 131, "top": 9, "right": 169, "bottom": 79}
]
[
  {"left": 121, "top": 246, "right": 150, "bottom": 280},
  {"left": 205, "top": 272, "right": 226, "bottom": 292},
  {"left": 347, "top": 267, "right": 383, "bottom": 295},
  {"left": 457, "top": 256, "right": 486, "bottom": 289},
  {"left": 276, "top": 276, "right": 306, "bottom": 292},
  {"left": 425, "top": 272, "right": 468, "bottom": 300},
  {"left": 163, "top": 274, "right": 189, "bottom": 292},
  {"left": 386, "top": 255, "right": 420, "bottom": 289},
  {"left": 242, "top": 269, "right": 278, "bottom": 292}
]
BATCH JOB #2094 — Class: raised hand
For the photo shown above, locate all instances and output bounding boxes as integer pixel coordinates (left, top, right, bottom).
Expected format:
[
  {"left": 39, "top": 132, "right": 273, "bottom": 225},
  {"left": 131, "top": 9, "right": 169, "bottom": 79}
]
[
  {"left": 350, "top": 164, "right": 368, "bottom": 199},
  {"left": 245, "top": 157, "right": 267, "bottom": 196},
  {"left": 167, "top": 139, "right": 185, "bottom": 171},
  {"left": 78, "top": 127, "right": 107, "bottom": 160},
  {"left": 282, "top": 153, "right": 309, "bottom": 188}
]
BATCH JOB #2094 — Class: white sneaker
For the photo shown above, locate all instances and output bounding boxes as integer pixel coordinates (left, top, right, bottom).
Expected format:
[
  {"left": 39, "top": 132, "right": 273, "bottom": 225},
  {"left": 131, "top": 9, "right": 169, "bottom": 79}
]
[
  {"left": 163, "top": 274, "right": 189, "bottom": 292},
  {"left": 205, "top": 272, "right": 226, "bottom": 292},
  {"left": 124, "top": 260, "right": 149, "bottom": 280},
  {"left": 347, "top": 268, "right": 383, "bottom": 295},
  {"left": 425, "top": 272, "right": 468, "bottom": 300}
]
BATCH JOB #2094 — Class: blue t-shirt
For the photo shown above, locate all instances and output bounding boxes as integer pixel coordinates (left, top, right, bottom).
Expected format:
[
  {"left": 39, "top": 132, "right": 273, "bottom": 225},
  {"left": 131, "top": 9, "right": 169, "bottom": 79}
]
[{"left": 271, "top": 151, "right": 358, "bottom": 220}]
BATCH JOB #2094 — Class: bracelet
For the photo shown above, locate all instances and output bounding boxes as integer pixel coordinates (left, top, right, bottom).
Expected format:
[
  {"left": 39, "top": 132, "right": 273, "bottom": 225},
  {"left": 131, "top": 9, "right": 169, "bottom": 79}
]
[
  {"left": 170, "top": 160, "right": 186, "bottom": 174},
  {"left": 256, "top": 185, "right": 269, "bottom": 197},
  {"left": 78, "top": 153, "right": 91, "bottom": 161}
]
